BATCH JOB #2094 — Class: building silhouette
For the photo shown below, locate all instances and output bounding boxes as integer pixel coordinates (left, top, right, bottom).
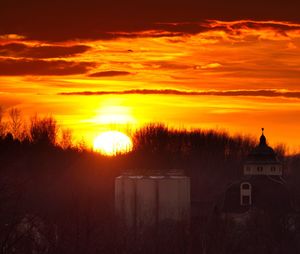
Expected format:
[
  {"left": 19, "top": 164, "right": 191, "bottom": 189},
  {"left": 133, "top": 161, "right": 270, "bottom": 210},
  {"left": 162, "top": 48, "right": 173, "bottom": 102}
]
[
  {"left": 115, "top": 169, "right": 190, "bottom": 231},
  {"left": 221, "top": 128, "right": 292, "bottom": 218}
]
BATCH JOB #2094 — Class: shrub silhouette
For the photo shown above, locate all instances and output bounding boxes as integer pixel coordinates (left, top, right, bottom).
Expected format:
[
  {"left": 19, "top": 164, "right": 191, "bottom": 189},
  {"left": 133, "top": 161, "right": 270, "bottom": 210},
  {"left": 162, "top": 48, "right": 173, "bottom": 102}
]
[{"left": 30, "top": 115, "right": 58, "bottom": 146}]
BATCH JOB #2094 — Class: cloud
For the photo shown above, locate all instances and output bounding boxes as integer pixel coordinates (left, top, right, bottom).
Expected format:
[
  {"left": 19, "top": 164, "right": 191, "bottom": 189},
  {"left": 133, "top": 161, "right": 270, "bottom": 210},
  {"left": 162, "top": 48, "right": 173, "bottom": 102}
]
[
  {"left": 1, "top": 0, "right": 300, "bottom": 41},
  {"left": 0, "top": 59, "right": 95, "bottom": 76},
  {"left": 57, "top": 89, "right": 300, "bottom": 99},
  {"left": 0, "top": 43, "right": 91, "bottom": 58},
  {"left": 142, "top": 61, "right": 191, "bottom": 70},
  {"left": 88, "top": 71, "right": 132, "bottom": 77},
  {"left": 103, "top": 30, "right": 186, "bottom": 40},
  {"left": 208, "top": 20, "right": 300, "bottom": 31},
  {"left": 200, "top": 63, "right": 222, "bottom": 69}
]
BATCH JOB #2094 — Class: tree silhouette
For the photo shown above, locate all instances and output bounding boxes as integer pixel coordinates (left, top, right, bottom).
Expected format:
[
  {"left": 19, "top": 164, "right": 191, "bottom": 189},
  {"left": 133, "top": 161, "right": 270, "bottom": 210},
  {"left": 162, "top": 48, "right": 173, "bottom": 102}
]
[
  {"left": 30, "top": 115, "right": 58, "bottom": 146},
  {"left": 0, "top": 106, "right": 7, "bottom": 138},
  {"left": 8, "top": 108, "right": 25, "bottom": 140},
  {"left": 60, "top": 128, "right": 73, "bottom": 150}
]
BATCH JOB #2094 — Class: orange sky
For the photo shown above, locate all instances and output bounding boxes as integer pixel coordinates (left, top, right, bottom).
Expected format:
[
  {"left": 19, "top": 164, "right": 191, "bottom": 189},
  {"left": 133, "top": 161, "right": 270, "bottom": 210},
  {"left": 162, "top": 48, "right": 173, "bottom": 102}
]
[{"left": 1, "top": 20, "right": 300, "bottom": 151}]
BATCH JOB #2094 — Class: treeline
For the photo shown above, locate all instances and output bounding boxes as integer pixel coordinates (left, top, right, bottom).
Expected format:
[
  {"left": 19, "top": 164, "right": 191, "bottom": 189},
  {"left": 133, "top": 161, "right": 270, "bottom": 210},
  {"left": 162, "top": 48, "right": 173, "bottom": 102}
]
[
  {"left": 0, "top": 108, "right": 299, "bottom": 254},
  {"left": 0, "top": 107, "right": 75, "bottom": 149}
]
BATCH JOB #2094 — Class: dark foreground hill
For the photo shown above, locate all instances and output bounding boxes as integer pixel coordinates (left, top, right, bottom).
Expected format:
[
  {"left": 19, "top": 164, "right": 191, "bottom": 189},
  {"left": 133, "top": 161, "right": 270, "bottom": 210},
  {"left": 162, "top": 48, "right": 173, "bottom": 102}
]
[{"left": 0, "top": 119, "right": 299, "bottom": 254}]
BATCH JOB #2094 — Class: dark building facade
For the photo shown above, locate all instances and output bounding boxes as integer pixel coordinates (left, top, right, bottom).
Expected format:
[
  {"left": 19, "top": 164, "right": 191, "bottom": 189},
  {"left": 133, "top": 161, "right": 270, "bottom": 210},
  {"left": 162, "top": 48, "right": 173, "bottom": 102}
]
[
  {"left": 222, "top": 129, "right": 292, "bottom": 217},
  {"left": 209, "top": 130, "right": 300, "bottom": 254}
]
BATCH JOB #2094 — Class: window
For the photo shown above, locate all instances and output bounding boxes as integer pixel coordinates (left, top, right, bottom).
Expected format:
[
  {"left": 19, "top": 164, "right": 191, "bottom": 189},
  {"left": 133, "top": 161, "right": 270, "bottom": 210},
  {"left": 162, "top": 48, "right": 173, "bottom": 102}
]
[
  {"left": 242, "top": 183, "right": 250, "bottom": 189},
  {"left": 242, "top": 196, "right": 250, "bottom": 205},
  {"left": 246, "top": 166, "right": 251, "bottom": 172},
  {"left": 257, "top": 166, "right": 263, "bottom": 172},
  {"left": 240, "top": 182, "right": 252, "bottom": 206}
]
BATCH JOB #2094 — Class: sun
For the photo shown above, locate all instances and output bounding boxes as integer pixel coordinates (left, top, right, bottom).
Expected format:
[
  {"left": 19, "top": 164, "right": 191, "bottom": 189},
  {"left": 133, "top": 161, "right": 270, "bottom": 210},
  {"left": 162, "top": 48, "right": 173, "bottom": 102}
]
[{"left": 93, "top": 131, "right": 133, "bottom": 155}]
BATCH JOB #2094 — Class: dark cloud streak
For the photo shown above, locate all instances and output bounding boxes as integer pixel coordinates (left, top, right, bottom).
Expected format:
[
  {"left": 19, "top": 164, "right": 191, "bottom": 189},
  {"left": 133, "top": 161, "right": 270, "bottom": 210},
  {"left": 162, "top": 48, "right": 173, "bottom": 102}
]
[
  {"left": 57, "top": 89, "right": 300, "bottom": 99},
  {"left": 0, "top": 43, "right": 91, "bottom": 58},
  {"left": 88, "top": 71, "right": 132, "bottom": 77},
  {"left": 1, "top": 0, "right": 300, "bottom": 41},
  {"left": 0, "top": 59, "right": 95, "bottom": 76}
]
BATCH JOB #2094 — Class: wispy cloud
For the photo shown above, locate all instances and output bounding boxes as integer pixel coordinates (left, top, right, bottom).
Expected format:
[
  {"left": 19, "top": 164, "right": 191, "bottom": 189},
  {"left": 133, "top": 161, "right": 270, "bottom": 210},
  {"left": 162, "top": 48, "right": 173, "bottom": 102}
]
[
  {"left": 88, "top": 71, "right": 132, "bottom": 77},
  {"left": 58, "top": 89, "right": 300, "bottom": 99},
  {"left": 1, "top": 0, "right": 300, "bottom": 41},
  {"left": 0, "top": 59, "right": 95, "bottom": 76},
  {"left": 0, "top": 43, "right": 91, "bottom": 59}
]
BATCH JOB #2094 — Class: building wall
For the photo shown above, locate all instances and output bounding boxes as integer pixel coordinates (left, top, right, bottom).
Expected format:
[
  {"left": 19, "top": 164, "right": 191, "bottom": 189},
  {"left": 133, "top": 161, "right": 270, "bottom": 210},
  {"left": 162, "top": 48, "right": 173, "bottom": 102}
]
[
  {"left": 244, "top": 164, "right": 282, "bottom": 176},
  {"left": 136, "top": 178, "right": 157, "bottom": 228},
  {"left": 115, "top": 175, "right": 190, "bottom": 230},
  {"left": 115, "top": 176, "right": 137, "bottom": 228},
  {"left": 158, "top": 177, "right": 190, "bottom": 222}
]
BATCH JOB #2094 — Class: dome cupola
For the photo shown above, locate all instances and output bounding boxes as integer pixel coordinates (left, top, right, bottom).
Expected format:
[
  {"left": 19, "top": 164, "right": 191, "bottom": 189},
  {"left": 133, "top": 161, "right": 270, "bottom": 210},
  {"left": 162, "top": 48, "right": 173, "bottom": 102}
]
[{"left": 243, "top": 128, "right": 282, "bottom": 176}]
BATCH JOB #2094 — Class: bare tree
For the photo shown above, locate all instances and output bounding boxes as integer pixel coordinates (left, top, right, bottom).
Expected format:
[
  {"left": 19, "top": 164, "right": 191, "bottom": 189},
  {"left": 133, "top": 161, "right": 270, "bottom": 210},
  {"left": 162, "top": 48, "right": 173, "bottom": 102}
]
[
  {"left": 60, "top": 128, "right": 73, "bottom": 149},
  {"left": 8, "top": 108, "right": 24, "bottom": 140},
  {"left": 0, "top": 106, "right": 7, "bottom": 137},
  {"left": 30, "top": 115, "right": 58, "bottom": 146},
  {"left": 76, "top": 138, "right": 88, "bottom": 152}
]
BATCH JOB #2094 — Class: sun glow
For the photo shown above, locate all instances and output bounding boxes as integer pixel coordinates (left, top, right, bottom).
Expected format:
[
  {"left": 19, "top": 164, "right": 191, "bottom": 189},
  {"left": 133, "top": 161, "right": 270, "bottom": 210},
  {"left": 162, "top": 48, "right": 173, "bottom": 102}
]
[
  {"left": 93, "top": 104, "right": 136, "bottom": 125},
  {"left": 2, "top": 20, "right": 300, "bottom": 150},
  {"left": 93, "top": 131, "right": 133, "bottom": 155}
]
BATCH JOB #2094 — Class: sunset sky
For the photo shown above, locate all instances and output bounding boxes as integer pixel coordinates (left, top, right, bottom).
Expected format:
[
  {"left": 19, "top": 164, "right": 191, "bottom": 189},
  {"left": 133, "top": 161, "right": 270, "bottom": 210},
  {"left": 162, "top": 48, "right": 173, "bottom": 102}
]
[{"left": 1, "top": 0, "right": 300, "bottom": 151}]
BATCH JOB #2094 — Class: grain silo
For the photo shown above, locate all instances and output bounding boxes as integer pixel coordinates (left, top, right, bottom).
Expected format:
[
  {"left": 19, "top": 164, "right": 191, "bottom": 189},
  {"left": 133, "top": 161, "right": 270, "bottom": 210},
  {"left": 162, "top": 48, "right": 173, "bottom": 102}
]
[{"left": 115, "top": 170, "right": 190, "bottom": 233}]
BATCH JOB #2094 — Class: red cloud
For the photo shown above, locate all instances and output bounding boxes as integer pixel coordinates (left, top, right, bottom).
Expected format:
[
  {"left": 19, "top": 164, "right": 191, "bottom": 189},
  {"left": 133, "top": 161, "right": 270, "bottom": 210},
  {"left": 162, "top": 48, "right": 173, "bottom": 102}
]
[
  {"left": 1, "top": 0, "right": 299, "bottom": 41},
  {"left": 0, "top": 43, "right": 91, "bottom": 58},
  {"left": 57, "top": 89, "right": 300, "bottom": 99},
  {"left": 0, "top": 59, "right": 95, "bottom": 76},
  {"left": 88, "top": 71, "right": 132, "bottom": 77}
]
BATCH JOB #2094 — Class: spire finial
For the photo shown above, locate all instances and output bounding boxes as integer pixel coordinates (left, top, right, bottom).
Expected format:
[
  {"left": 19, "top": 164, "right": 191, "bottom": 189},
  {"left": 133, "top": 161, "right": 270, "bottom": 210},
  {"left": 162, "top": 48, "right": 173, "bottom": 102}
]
[{"left": 259, "top": 128, "right": 266, "bottom": 146}]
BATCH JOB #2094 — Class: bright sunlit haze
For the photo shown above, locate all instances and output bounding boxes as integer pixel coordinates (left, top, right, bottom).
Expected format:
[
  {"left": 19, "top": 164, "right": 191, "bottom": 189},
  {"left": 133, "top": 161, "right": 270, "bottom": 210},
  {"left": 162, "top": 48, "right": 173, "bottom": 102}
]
[{"left": 93, "top": 131, "right": 133, "bottom": 155}]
